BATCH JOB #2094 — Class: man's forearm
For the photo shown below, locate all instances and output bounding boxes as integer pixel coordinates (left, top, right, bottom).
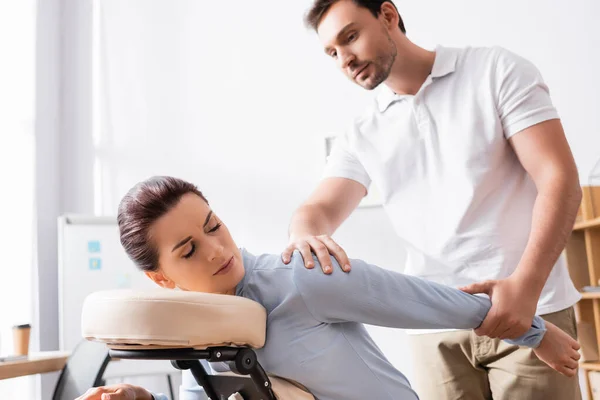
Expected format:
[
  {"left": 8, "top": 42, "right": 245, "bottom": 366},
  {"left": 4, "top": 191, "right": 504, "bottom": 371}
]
[
  {"left": 512, "top": 176, "right": 582, "bottom": 295},
  {"left": 288, "top": 203, "right": 337, "bottom": 240}
]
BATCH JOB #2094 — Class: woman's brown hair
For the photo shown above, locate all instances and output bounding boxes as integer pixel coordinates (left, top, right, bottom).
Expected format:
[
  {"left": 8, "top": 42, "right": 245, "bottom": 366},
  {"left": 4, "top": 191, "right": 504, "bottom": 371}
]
[{"left": 117, "top": 176, "right": 207, "bottom": 272}]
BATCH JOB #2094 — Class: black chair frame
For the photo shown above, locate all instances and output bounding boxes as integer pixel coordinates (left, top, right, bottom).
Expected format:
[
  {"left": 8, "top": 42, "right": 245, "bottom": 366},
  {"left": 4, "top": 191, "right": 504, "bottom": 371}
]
[{"left": 109, "top": 346, "right": 277, "bottom": 400}]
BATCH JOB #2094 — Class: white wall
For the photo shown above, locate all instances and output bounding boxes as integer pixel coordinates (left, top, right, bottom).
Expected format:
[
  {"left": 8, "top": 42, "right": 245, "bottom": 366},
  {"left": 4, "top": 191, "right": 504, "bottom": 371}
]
[
  {"left": 35, "top": 0, "right": 96, "bottom": 397},
  {"left": 0, "top": 0, "right": 37, "bottom": 397},
  {"left": 43, "top": 0, "right": 600, "bottom": 396},
  {"left": 34, "top": 0, "right": 62, "bottom": 397}
]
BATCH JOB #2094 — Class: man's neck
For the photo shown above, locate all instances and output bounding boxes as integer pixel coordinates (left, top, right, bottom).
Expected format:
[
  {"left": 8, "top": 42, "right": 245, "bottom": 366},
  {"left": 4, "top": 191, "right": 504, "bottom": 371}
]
[{"left": 384, "top": 42, "right": 436, "bottom": 96}]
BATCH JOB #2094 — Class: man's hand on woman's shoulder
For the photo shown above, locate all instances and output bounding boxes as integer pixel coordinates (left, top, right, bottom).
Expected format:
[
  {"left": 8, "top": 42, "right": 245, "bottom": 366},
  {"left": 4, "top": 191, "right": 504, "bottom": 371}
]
[{"left": 282, "top": 234, "right": 350, "bottom": 274}]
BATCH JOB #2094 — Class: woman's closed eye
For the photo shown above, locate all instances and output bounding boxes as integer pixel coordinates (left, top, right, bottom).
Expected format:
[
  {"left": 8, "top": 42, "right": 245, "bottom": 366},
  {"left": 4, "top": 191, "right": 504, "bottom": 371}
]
[
  {"left": 207, "top": 222, "right": 222, "bottom": 233},
  {"left": 183, "top": 242, "right": 196, "bottom": 259},
  {"left": 181, "top": 222, "right": 222, "bottom": 259}
]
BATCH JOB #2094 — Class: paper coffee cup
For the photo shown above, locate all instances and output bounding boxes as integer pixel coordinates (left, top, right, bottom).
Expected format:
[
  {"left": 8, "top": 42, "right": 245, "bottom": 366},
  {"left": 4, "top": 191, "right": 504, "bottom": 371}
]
[{"left": 12, "top": 324, "right": 31, "bottom": 356}]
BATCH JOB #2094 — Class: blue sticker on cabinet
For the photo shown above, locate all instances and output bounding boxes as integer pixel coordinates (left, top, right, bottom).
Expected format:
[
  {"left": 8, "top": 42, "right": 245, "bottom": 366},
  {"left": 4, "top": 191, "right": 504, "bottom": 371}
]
[
  {"left": 88, "top": 240, "right": 101, "bottom": 253},
  {"left": 89, "top": 258, "right": 102, "bottom": 271}
]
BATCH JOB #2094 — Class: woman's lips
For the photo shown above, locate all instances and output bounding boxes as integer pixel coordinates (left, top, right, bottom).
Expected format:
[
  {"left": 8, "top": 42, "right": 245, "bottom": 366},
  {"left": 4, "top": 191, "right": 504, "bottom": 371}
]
[{"left": 214, "top": 256, "right": 234, "bottom": 276}]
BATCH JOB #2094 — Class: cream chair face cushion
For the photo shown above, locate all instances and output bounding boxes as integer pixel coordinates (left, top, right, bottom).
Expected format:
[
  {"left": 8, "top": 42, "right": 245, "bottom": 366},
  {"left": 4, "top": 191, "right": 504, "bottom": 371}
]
[
  {"left": 82, "top": 289, "right": 316, "bottom": 399},
  {"left": 82, "top": 289, "right": 267, "bottom": 350}
]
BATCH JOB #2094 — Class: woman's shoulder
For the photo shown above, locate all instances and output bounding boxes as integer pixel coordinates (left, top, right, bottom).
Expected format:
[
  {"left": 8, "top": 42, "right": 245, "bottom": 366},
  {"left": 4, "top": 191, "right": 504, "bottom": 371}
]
[
  {"left": 238, "top": 248, "right": 299, "bottom": 307},
  {"left": 241, "top": 248, "right": 345, "bottom": 287},
  {"left": 240, "top": 249, "right": 315, "bottom": 282},
  {"left": 241, "top": 248, "right": 290, "bottom": 271}
]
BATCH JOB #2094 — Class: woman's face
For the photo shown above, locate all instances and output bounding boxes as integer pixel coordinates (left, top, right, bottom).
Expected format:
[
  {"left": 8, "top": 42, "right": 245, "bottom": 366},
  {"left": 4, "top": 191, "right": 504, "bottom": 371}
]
[{"left": 146, "top": 193, "right": 244, "bottom": 294}]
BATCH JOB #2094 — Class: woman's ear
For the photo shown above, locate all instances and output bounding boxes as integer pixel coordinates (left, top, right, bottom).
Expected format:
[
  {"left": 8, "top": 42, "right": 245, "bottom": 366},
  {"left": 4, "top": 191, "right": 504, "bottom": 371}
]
[{"left": 145, "top": 270, "right": 176, "bottom": 289}]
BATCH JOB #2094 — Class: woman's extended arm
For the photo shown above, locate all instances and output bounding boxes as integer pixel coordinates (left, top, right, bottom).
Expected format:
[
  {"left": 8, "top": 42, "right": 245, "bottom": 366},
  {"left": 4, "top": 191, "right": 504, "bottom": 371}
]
[{"left": 292, "top": 252, "right": 545, "bottom": 348}]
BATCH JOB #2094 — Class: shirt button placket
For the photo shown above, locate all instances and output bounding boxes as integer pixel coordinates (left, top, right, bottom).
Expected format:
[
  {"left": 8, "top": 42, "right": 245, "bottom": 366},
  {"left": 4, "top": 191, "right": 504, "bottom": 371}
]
[{"left": 414, "top": 97, "right": 429, "bottom": 131}]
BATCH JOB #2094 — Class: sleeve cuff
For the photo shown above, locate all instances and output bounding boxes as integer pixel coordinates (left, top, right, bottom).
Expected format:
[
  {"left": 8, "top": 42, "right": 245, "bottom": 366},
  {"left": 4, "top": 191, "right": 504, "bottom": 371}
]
[
  {"left": 321, "top": 173, "right": 370, "bottom": 195},
  {"left": 505, "top": 315, "right": 547, "bottom": 348},
  {"left": 503, "top": 109, "right": 559, "bottom": 139}
]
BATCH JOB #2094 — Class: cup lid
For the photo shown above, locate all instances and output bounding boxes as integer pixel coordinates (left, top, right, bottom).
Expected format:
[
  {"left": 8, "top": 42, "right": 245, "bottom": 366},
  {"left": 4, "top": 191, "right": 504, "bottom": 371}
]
[{"left": 13, "top": 324, "right": 31, "bottom": 329}]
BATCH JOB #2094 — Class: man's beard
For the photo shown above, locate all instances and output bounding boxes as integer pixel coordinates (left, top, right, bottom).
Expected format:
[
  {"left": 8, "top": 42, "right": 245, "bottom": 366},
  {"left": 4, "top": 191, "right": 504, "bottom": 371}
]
[{"left": 359, "top": 32, "right": 397, "bottom": 90}]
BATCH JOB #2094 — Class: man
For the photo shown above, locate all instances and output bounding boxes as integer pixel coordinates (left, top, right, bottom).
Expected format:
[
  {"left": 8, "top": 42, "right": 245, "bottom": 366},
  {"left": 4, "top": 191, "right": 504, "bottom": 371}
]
[{"left": 282, "top": 0, "right": 583, "bottom": 399}]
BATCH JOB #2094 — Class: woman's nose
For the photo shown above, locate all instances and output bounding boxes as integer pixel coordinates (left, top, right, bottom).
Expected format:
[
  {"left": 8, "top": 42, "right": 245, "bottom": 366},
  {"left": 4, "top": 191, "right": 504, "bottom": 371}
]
[{"left": 207, "top": 241, "right": 225, "bottom": 262}]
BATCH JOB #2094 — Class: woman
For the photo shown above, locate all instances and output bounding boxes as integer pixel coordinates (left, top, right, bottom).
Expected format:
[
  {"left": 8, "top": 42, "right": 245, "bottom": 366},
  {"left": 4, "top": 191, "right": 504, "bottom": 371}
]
[{"left": 78, "top": 176, "right": 580, "bottom": 400}]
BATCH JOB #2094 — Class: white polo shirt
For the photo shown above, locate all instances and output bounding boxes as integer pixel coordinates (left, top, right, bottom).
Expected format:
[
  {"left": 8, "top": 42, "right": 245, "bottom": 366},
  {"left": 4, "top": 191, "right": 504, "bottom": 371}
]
[{"left": 324, "top": 45, "right": 580, "bottom": 321}]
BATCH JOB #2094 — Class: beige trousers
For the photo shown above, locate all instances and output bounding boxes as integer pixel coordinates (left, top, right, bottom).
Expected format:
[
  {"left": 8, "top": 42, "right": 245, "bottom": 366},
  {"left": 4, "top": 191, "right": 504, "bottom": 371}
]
[{"left": 409, "top": 307, "right": 581, "bottom": 400}]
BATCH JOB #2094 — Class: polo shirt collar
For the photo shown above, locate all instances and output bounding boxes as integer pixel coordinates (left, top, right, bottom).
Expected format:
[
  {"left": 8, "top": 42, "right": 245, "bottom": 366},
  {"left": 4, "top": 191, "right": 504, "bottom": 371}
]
[{"left": 376, "top": 45, "right": 458, "bottom": 112}]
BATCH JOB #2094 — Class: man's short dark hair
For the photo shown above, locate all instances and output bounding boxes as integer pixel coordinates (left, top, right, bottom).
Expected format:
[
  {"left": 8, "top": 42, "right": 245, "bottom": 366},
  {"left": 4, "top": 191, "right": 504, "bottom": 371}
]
[{"left": 305, "top": 0, "right": 406, "bottom": 33}]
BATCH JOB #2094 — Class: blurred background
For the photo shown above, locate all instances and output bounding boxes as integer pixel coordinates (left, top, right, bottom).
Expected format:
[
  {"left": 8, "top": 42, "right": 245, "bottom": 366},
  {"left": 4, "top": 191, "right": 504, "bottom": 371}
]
[{"left": 1, "top": 0, "right": 599, "bottom": 398}]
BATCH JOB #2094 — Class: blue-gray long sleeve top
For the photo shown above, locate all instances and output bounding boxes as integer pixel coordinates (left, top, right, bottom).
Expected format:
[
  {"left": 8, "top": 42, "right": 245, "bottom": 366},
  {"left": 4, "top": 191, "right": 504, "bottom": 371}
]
[{"left": 156, "top": 249, "right": 545, "bottom": 400}]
